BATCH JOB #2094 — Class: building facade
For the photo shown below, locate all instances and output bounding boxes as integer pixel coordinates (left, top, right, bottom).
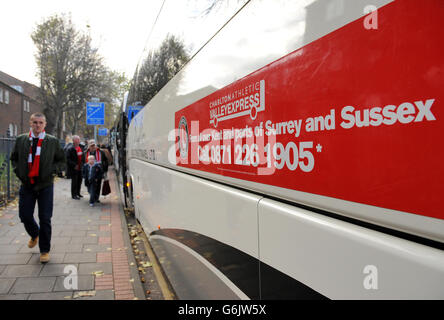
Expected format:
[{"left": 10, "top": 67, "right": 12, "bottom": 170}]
[{"left": 0, "top": 71, "right": 44, "bottom": 137}]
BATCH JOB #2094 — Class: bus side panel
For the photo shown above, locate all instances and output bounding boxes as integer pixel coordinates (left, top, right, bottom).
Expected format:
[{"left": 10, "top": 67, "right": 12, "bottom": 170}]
[
  {"left": 258, "top": 198, "right": 444, "bottom": 299},
  {"left": 130, "top": 159, "right": 262, "bottom": 299}
]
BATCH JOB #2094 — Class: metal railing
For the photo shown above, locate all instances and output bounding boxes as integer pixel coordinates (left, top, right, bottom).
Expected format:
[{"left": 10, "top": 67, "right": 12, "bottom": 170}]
[
  {"left": 0, "top": 131, "right": 20, "bottom": 207},
  {"left": 0, "top": 130, "right": 68, "bottom": 206}
]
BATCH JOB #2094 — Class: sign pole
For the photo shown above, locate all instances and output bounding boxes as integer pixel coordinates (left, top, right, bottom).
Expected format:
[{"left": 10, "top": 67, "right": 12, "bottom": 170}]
[{"left": 86, "top": 100, "right": 105, "bottom": 142}]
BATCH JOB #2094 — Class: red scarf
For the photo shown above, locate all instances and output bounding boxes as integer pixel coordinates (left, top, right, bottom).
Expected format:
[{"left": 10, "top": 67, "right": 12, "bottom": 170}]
[
  {"left": 85, "top": 149, "right": 101, "bottom": 163},
  {"left": 75, "top": 146, "right": 82, "bottom": 169},
  {"left": 28, "top": 130, "right": 46, "bottom": 184}
]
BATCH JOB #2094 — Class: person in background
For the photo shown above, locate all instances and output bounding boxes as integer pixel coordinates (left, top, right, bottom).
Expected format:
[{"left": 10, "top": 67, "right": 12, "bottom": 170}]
[
  {"left": 79, "top": 140, "right": 86, "bottom": 152},
  {"left": 10, "top": 112, "right": 65, "bottom": 263},
  {"left": 83, "top": 140, "right": 108, "bottom": 203},
  {"left": 99, "top": 144, "right": 113, "bottom": 165},
  {"left": 82, "top": 155, "right": 103, "bottom": 207},
  {"left": 66, "top": 135, "right": 84, "bottom": 199}
]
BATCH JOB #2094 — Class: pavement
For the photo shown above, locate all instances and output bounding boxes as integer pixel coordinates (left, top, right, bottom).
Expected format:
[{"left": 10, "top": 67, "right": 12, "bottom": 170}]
[{"left": 0, "top": 168, "right": 153, "bottom": 300}]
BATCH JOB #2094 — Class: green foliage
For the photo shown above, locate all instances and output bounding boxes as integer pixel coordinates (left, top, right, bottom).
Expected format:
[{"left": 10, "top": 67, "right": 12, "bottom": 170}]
[{"left": 128, "top": 34, "right": 189, "bottom": 106}]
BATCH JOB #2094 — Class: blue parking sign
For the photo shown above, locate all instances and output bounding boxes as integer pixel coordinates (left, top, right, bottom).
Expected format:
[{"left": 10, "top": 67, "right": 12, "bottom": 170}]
[
  {"left": 86, "top": 102, "right": 105, "bottom": 125},
  {"left": 127, "top": 105, "right": 143, "bottom": 123},
  {"left": 98, "top": 128, "right": 108, "bottom": 136}
]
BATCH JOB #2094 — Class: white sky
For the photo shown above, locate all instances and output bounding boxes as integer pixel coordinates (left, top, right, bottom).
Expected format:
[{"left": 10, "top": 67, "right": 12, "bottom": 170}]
[{"left": 0, "top": 0, "right": 164, "bottom": 86}]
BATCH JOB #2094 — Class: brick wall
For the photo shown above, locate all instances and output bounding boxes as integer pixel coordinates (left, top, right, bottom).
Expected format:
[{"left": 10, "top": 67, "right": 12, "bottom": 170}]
[
  {"left": 0, "top": 71, "right": 44, "bottom": 137},
  {"left": 0, "top": 82, "right": 23, "bottom": 136}
]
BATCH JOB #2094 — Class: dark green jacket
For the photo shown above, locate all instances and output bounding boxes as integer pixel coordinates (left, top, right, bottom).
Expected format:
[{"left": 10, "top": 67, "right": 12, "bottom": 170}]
[{"left": 10, "top": 133, "right": 66, "bottom": 191}]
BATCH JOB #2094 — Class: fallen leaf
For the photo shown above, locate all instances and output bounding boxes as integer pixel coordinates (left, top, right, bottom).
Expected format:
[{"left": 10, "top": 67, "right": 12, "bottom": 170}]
[
  {"left": 89, "top": 233, "right": 97, "bottom": 237},
  {"left": 92, "top": 271, "right": 104, "bottom": 277},
  {"left": 138, "top": 267, "right": 146, "bottom": 274},
  {"left": 141, "top": 261, "right": 152, "bottom": 268},
  {"left": 129, "top": 278, "right": 134, "bottom": 283},
  {"left": 73, "top": 291, "right": 96, "bottom": 299},
  {"left": 8, "top": 222, "right": 15, "bottom": 226}
]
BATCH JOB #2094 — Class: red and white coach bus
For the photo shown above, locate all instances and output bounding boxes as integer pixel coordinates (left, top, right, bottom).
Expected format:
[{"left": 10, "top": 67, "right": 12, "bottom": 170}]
[{"left": 120, "top": 0, "right": 444, "bottom": 299}]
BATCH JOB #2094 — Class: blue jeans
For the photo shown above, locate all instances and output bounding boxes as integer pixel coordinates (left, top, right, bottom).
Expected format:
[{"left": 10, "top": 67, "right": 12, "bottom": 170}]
[
  {"left": 18, "top": 184, "right": 54, "bottom": 253},
  {"left": 88, "top": 180, "right": 100, "bottom": 204}
]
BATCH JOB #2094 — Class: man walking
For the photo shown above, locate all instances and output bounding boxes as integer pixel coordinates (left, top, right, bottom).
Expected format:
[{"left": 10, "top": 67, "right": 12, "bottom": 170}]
[
  {"left": 66, "top": 135, "right": 83, "bottom": 199},
  {"left": 10, "top": 113, "right": 65, "bottom": 263}
]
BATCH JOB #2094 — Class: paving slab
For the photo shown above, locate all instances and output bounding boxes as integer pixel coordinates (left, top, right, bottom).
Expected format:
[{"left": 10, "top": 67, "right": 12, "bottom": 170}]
[
  {"left": 27, "top": 253, "right": 66, "bottom": 265},
  {"left": 69, "top": 225, "right": 99, "bottom": 231},
  {"left": 53, "top": 275, "right": 94, "bottom": 292},
  {"left": 78, "top": 262, "right": 113, "bottom": 275},
  {"left": 51, "top": 243, "right": 83, "bottom": 253},
  {"left": 39, "top": 263, "right": 79, "bottom": 276},
  {"left": 29, "top": 291, "right": 73, "bottom": 300},
  {"left": 70, "top": 236, "right": 98, "bottom": 244},
  {"left": 50, "top": 237, "right": 72, "bottom": 245},
  {"left": 0, "top": 254, "right": 32, "bottom": 265},
  {"left": 64, "top": 253, "right": 97, "bottom": 263},
  {"left": 0, "top": 278, "right": 16, "bottom": 294},
  {"left": 0, "top": 229, "right": 10, "bottom": 237},
  {"left": 10, "top": 277, "right": 56, "bottom": 294},
  {"left": 83, "top": 244, "right": 112, "bottom": 253},
  {"left": 0, "top": 264, "right": 43, "bottom": 278},
  {"left": 0, "top": 244, "right": 24, "bottom": 254},
  {"left": 18, "top": 245, "right": 40, "bottom": 254},
  {"left": 53, "top": 230, "right": 86, "bottom": 237},
  {"left": 0, "top": 236, "right": 15, "bottom": 244},
  {"left": 0, "top": 293, "right": 29, "bottom": 300}
]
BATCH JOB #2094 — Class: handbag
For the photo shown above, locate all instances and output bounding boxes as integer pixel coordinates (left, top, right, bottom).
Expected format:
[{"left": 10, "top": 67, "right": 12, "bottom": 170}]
[{"left": 102, "top": 179, "right": 111, "bottom": 196}]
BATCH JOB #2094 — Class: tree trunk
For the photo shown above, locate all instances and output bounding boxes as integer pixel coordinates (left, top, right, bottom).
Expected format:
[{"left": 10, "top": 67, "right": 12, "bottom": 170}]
[
  {"left": 53, "top": 111, "right": 61, "bottom": 139},
  {"left": 72, "top": 117, "right": 78, "bottom": 135}
]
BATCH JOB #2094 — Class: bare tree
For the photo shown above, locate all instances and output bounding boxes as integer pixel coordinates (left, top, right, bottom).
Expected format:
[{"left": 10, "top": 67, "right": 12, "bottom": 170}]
[{"left": 32, "top": 14, "right": 125, "bottom": 138}]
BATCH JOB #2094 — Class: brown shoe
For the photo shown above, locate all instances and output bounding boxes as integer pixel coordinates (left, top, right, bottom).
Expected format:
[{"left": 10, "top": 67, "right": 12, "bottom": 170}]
[
  {"left": 40, "top": 252, "right": 50, "bottom": 263},
  {"left": 28, "top": 236, "right": 38, "bottom": 248}
]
